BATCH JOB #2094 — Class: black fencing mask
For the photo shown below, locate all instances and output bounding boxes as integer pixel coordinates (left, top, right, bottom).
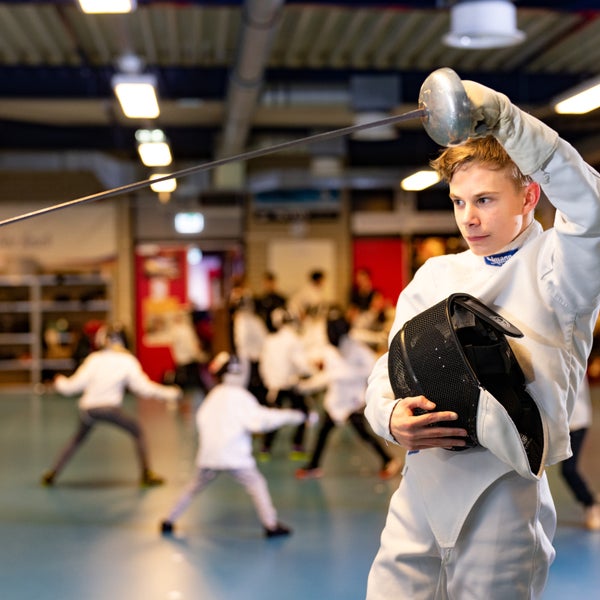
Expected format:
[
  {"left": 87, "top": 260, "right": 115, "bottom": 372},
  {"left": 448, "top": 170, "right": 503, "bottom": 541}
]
[{"left": 388, "top": 293, "right": 546, "bottom": 480}]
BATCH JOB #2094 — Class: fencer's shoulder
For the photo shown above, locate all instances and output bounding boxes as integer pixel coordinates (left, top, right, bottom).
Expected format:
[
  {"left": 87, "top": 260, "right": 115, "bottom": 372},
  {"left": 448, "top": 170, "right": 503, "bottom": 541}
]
[
  {"left": 414, "top": 249, "right": 474, "bottom": 279},
  {"left": 88, "top": 348, "right": 132, "bottom": 363},
  {"left": 217, "top": 382, "right": 258, "bottom": 401}
]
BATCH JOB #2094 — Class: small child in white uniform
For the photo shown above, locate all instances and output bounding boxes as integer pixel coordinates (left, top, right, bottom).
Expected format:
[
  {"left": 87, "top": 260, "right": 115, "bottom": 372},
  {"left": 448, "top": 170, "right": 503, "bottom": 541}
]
[
  {"left": 41, "top": 325, "right": 181, "bottom": 487},
  {"left": 160, "top": 352, "right": 305, "bottom": 538}
]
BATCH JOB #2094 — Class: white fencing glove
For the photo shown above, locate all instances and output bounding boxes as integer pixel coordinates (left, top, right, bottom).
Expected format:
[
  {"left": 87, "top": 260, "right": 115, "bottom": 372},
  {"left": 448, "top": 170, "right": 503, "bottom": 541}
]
[{"left": 462, "top": 80, "right": 559, "bottom": 175}]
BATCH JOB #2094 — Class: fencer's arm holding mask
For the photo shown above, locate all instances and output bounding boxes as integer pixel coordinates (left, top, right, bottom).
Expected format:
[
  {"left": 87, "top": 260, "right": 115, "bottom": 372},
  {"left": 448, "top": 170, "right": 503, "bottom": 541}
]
[{"left": 365, "top": 80, "right": 600, "bottom": 466}]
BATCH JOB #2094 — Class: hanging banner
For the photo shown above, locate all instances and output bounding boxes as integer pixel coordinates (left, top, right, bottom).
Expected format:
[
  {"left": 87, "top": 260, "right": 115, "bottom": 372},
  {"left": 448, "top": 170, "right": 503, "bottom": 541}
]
[{"left": 0, "top": 201, "right": 117, "bottom": 273}]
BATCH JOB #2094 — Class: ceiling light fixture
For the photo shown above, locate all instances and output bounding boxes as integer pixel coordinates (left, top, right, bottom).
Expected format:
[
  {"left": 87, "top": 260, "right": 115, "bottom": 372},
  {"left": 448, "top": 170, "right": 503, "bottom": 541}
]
[
  {"left": 112, "top": 54, "right": 160, "bottom": 119},
  {"left": 136, "top": 129, "right": 173, "bottom": 167},
  {"left": 401, "top": 170, "right": 441, "bottom": 191},
  {"left": 78, "top": 0, "right": 136, "bottom": 14},
  {"left": 174, "top": 213, "right": 205, "bottom": 235},
  {"left": 112, "top": 73, "right": 159, "bottom": 119},
  {"left": 553, "top": 77, "right": 600, "bottom": 114},
  {"left": 150, "top": 174, "right": 177, "bottom": 193},
  {"left": 444, "top": 0, "right": 525, "bottom": 49}
]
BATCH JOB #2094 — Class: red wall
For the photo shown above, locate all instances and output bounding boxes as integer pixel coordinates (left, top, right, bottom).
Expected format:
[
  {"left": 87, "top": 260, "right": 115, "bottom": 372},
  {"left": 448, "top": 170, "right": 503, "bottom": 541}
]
[{"left": 352, "top": 237, "right": 408, "bottom": 305}]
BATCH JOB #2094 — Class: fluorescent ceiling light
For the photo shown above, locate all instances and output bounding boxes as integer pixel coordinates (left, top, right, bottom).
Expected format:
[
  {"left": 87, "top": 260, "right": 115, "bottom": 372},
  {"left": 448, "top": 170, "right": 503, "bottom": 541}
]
[
  {"left": 78, "top": 0, "right": 136, "bottom": 14},
  {"left": 554, "top": 78, "right": 600, "bottom": 114},
  {"left": 136, "top": 129, "right": 172, "bottom": 167},
  {"left": 150, "top": 174, "right": 177, "bottom": 193},
  {"left": 444, "top": 1, "right": 525, "bottom": 49},
  {"left": 112, "top": 74, "right": 160, "bottom": 119},
  {"left": 175, "top": 213, "right": 205, "bottom": 235},
  {"left": 401, "top": 170, "right": 441, "bottom": 191},
  {"left": 138, "top": 142, "right": 172, "bottom": 167}
]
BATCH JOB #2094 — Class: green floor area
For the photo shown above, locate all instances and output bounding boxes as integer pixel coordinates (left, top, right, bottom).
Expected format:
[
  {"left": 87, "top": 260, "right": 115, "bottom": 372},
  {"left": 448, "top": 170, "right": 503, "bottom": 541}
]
[{"left": 0, "top": 389, "right": 599, "bottom": 599}]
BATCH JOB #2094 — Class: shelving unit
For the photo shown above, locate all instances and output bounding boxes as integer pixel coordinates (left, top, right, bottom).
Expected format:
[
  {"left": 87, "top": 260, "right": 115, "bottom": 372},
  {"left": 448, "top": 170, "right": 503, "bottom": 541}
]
[{"left": 0, "top": 273, "right": 112, "bottom": 387}]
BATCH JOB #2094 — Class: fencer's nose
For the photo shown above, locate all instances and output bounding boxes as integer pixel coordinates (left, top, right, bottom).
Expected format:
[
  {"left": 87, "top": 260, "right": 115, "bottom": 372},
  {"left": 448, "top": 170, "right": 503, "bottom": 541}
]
[{"left": 460, "top": 202, "right": 481, "bottom": 227}]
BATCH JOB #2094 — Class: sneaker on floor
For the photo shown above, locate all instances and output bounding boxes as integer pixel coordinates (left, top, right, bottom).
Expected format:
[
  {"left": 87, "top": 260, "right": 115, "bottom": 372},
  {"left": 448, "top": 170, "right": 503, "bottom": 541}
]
[
  {"left": 141, "top": 470, "right": 165, "bottom": 487},
  {"left": 584, "top": 504, "right": 600, "bottom": 531},
  {"left": 379, "top": 458, "right": 403, "bottom": 480},
  {"left": 257, "top": 450, "right": 271, "bottom": 463},
  {"left": 40, "top": 471, "right": 56, "bottom": 486},
  {"left": 265, "top": 522, "right": 292, "bottom": 538},
  {"left": 289, "top": 447, "right": 308, "bottom": 461},
  {"left": 295, "top": 467, "right": 323, "bottom": 480},
  {"left": 160, "top": 520, "right": 175, "bottom": 535}
]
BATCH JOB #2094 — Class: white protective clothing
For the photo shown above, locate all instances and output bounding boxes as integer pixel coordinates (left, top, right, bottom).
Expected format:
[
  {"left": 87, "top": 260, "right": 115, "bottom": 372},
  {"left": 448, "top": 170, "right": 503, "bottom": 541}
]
[
  {"left": 288, "top": 281, "right": 327, "bottom": 319},
  {"left": 259, "top": 325, "right": 313, "bottom": 395},
  {"left": 168, "top": 315, "right": 204, "bottom": 365},
  {"left": 233, "top": 309, "right": 268, "bottom": 363},
  {"left": 367, "top": 469, "right": 556, "bottom": 600},
  {"left": 569, "top": 377, "right": 593, "bottom": 431},
  {"left": 365, "top": 89, "right": 600, "bottom": 598},
  {"left": 54, "top": 347, "right": 181, "bottom": 409},
  {"left": 462, "top": 80, "right": 559, "bottom": 175},
  {"left": 195, "top": 381, "right": 305, "bottom": 470},
  {"left": 299, "top": 335, "right": 376, "bottom": 424},
  {"left": 475, "top": 386, "right": 547, "bottom": 481}
]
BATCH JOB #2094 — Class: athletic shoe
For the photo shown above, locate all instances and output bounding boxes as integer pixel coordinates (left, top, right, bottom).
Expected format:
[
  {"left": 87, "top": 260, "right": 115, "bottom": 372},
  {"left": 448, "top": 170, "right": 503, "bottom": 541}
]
[
  {"left": 257, "top": 450, "right": 271, "bottom": 462},
  {"left": 289, "top": 447, "right": 308, "bottom": 461},
  {"left": 584, "top": 504, "right": 600, "bottom": 531},
  {"left": 264, "top": 523, "right": 292, "bottom": 538},
  {"left": 40, "top": 471, "right": 56, "bottom": 486},
  {"left": 141, "top": 470, "right": 165, "bottom": 487},
  {"left": 379, "top": 458, "right": 403, "bottom": 480},
  {"left": 295, "top": 467, "right": 323, "bottom": 480},
  {"left": 160, "top": 520, "right": 175, "bottom": 535}
]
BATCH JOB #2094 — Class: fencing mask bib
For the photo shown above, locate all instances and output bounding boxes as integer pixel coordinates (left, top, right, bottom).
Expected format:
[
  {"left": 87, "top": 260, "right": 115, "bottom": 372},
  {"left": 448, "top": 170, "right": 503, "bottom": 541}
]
[{"left": 388, "top": 293, "right": 547, "bottom": 480}]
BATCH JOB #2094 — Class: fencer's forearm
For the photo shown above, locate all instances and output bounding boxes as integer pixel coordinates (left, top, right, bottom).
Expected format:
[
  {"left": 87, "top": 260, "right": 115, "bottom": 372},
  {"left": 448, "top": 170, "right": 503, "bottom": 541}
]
[
  {"left": 496, "top": 102, "right": 559, "bottom": 176},
  {"left": 462, "top": 80, "right": 559, "bottom": 176},
  {"left": 538, "top": 138, "right": 600, "bottom": 234},
  {"left": 364, "top": 352, "right": 399, "bottom": 443},
  {"left": 534, "top": 138, "right": 600, "bottom": 305},
  {"left": 251, "top": 406, "right": 305, "bottom": 433},
  {"left": 54, "top": 370, "right": 88, "bottom": 396},
  {"left": 128, "top": 371, "right": 181, "bottom": 402}
]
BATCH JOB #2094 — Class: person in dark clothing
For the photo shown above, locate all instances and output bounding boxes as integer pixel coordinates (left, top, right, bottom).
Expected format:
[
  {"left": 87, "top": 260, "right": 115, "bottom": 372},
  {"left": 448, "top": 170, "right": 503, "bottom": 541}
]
[{"left": 254, "top": 271, "right": 287, "bottom": 333}]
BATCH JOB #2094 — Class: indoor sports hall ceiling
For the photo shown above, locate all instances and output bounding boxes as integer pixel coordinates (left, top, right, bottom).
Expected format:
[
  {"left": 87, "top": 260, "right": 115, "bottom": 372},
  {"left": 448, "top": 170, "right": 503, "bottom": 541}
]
[{"left": 1, "top": 0, "right": 600, "bottom": 192}]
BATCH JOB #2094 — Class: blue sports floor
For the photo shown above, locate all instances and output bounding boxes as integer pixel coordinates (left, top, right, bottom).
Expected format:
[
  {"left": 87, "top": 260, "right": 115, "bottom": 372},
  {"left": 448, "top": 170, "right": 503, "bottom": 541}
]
[{"left": 1, "top": 387, "right": 599, "bottom": 600}]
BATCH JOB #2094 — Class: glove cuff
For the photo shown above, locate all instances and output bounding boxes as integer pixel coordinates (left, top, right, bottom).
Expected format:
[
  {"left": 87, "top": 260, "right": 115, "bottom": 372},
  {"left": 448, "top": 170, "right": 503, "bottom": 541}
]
[{"left": 495, "top": 104, "right": 559, "bottom": 176}]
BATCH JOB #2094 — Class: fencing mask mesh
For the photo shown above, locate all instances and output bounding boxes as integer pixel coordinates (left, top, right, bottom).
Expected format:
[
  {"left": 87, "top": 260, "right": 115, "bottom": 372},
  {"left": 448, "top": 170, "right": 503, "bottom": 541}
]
[{"left": 388, "top": 293, "right": 545, "bottom": 478}]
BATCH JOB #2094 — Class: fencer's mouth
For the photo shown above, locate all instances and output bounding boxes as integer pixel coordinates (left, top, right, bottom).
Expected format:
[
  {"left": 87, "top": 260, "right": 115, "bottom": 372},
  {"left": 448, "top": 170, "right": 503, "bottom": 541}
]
[{"left": 465, "top": 234, "right": 488, "bottom": 243}]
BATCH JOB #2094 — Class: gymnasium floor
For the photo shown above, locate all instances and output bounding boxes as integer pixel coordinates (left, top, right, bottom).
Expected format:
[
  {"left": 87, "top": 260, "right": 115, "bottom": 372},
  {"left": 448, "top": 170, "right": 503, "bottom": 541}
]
[{"left": 1, "top": 387, "right": 599, "bottom": 600}]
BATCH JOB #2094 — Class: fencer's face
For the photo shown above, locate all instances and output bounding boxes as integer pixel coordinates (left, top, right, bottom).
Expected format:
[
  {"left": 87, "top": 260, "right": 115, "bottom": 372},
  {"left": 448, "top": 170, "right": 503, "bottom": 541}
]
[{"left": 449, "top": 162, "right": 540, "bottom": 256}]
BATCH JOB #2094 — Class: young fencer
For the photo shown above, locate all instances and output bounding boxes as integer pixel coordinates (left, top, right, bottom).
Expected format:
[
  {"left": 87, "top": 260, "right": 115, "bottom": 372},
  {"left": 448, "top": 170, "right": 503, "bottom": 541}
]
[
  {"left": 41, "top": 325, "right": 181, "bottom": 487},
  {"left": 364, "top": 76, "right": 600, "bottom": 598},
  {"left": 160, "top": 351, "right": 305, "bottom": 538}
]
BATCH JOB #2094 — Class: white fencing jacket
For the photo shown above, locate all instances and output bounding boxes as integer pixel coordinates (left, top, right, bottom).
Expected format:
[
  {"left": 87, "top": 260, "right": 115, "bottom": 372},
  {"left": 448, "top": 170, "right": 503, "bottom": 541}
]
[
  {"left": 55, "top": 347, "right": 180, "bottom": 409},
  {"left": 299, "top": 336, "right": 376, "bottom": 424},
  {"left": 569, "top": 377, "right": 593, "bottom": 432},
  {"left": 259, "top": 325, "right": 313, "bottom": 393},
  {"left": 233, "top": 309, "right": 268, "bottom": 363},
  {"left": 195, "top": 377, "right": 305, "bottom": 470},
  {"left": 365, "top": 135, "right": 600, "bottom": 546}
]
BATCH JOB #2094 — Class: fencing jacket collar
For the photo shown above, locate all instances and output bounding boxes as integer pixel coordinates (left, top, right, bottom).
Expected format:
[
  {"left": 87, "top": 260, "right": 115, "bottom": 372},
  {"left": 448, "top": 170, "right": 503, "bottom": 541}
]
[{"left": 483, "top": 221, "right": 538, "bottom": 267}]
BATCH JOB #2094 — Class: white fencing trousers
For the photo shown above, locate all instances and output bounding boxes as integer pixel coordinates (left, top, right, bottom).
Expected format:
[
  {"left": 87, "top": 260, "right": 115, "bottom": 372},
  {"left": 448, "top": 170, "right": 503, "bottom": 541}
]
[
  {"left": 366, "top": 470, "right": 556, "bottom": 600},
  {"left": 166, "top": 466, "right": 278, "bottom": 529}
]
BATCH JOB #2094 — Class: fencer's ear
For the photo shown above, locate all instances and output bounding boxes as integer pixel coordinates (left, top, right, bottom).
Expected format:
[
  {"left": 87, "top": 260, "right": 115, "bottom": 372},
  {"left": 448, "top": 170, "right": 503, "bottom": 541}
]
[{"left": 523, "top": 181, "right": 540, "bottom": 214}]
